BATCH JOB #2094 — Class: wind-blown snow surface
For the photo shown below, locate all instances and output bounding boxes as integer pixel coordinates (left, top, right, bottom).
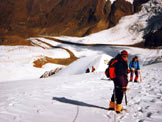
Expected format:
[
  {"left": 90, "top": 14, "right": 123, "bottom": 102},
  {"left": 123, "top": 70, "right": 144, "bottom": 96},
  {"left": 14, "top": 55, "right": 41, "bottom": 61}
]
[
  {"left": 55, "top": 54, "right": 112, "bottom": 76},
  {"left": 1, "top": 37, "right": 162, "bottom": 82},
  {"left": 1, "top": 39, "right": 162, "bottom": 122},
  {"left": 1, "top": 42, "right": 162, "bottom": 122},
  {"left": 0, "top": 62, "right": 162, "bottom": 122},
  {"left": 0, "top": 46, "right": 68, "bottom": 82},
  {"left": 109, "top": 0, "right": 134, "bottom": 4},
  {"left": 1, "top": 38, "right": 162, "bottom": 122}
]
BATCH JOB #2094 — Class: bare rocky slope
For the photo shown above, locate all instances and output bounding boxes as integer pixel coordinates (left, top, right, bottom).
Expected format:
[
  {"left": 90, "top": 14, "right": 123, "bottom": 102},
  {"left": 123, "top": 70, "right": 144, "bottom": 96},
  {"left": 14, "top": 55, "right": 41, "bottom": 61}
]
[
  {"left": 1, "top": 0, "right": 160, "bottom": 47},
  {"left": 0, "top": 0, "right": 134, "bottom": 45}
]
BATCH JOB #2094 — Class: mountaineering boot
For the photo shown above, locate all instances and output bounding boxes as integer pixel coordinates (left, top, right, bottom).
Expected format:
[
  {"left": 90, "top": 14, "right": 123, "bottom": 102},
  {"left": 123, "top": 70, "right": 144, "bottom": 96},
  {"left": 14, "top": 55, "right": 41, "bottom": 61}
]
[
  {"left": 108, "top": 101, "right": 115, "bottom": 110},
  {"left": 134, "top": 76, "right": 138, "bottom": 82},
  {"left": 130, "top": 76, "right": 133, "bottom": 82},
  {"left": 134, "top": 79, "right": 138, "bottom": 83},
  {"left": 116, "top": 104, "right": 122, "bottom": 113}
]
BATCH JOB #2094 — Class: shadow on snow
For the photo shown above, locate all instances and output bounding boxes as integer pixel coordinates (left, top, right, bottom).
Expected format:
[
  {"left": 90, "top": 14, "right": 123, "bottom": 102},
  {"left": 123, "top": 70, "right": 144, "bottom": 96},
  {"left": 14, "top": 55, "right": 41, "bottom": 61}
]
[{"left": 52, "top": 97, "right": 108, "bottom": 110}]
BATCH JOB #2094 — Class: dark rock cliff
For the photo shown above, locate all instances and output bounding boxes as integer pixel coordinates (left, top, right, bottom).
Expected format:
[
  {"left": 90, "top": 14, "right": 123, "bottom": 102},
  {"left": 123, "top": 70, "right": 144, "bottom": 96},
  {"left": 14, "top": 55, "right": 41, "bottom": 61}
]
[{"left": 0, "top": 0, "right": 133, "bottom": 45}]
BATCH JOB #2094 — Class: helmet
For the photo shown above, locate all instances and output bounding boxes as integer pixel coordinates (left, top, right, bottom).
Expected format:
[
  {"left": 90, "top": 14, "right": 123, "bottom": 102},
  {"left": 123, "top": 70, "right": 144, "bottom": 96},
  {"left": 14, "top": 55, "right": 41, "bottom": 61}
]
[
  {"left": 134, "top": 56, "right": 138, "bottom": 59},
  {"left": 121, "top": 50, "right": 128, "bottom": 56}
]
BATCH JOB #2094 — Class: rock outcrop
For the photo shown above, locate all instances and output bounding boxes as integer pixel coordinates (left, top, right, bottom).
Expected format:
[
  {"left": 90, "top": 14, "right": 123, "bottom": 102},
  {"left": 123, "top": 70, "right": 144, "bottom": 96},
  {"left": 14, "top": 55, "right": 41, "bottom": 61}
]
[
  {"left": 0, "top": 0, "right": 136, "bottom": 45},
  {"left": 133, "top": 0, "right": 150, "bottom": 13},
  {"left": 109, "top": 0, "right": 133, "bottom": 27},
  {"left": 144, "top": 27, "right": 162, "bottom": 47},
  {"left": 40, "top": 68, "right": 62, "bottom": 78}
]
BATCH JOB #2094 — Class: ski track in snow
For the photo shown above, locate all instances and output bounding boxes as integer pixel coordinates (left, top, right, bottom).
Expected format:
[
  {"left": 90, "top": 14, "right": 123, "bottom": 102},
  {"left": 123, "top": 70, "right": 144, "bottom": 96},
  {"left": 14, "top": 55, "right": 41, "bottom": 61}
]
[{"left": 0, "top": 62, "right": 162, "bottom": 122}]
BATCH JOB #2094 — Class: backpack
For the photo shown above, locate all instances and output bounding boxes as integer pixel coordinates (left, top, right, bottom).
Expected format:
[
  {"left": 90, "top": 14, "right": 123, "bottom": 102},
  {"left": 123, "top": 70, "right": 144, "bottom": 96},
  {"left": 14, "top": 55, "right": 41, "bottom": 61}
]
[{"left": 105, "top": 58, "right": 118, "bottom": 80}]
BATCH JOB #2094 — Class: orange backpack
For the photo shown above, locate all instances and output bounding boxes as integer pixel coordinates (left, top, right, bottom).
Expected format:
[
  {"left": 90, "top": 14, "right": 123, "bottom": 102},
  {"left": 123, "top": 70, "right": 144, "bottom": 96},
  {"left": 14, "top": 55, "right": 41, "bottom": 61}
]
[{"left": 105, "top": 58, "right": 118, "bottom": 80}]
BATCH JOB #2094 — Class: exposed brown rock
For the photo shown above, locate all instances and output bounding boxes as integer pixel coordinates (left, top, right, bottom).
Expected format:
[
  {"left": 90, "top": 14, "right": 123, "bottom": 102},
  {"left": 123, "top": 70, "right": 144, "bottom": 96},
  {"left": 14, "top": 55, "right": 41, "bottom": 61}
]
[
  {"left": 109, "top": 0, "right": 133, "bottom": 27},
  {"left": 83, "top": 0, "right": 111, "bottom": 36},
  {"left": 32, "top": 42, "right": 78, "bottom": 68},
  {"left": 40, "top": 68, "right": 62, "bottom": 78},
  {"left": 0, "top": 35, "right": 32, "bottom": 46},
  {"left": 33, "top": 56, "right": 78, "bottom": 68},
  {"left": 0, "top": 0, "right": 136, "bottom": 45}
]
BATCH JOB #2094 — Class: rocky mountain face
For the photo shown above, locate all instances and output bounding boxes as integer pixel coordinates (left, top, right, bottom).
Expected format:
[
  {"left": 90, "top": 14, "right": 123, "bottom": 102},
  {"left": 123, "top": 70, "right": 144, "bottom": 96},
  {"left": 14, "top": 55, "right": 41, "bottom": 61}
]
[
  {"left": 144, "top": 27, "right": 162, "bottom": 47},
  {"left": 0, "top": 0, "right": 134, "bottom": 45},
  {"left": 1, "top": 0, "right": 160, "bottom": 47},
  {"left": 141, "top": 0, "right": 162, "bottom": 47},
  {"left": 133, "top": 0, "right": 150, "bottom": 12}
]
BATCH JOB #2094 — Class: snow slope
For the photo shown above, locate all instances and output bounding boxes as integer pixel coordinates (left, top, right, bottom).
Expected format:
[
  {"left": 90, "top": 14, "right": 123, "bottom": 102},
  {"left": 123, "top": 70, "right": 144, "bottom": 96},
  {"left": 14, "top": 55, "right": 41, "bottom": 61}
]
[
  {"left": 0, "top": 46, "right": 68, "bottom": 82},
  {"left": 0, "top": 0, "right": 162, "bottom": 121},
  {"left": 1, "top": 37, "right": 162, "bottom": 122},
  {"left": 1, "top": 35, "right": 162, "bottom": 122},
  {"left": 55, "top": 54, "right": 112, "bottom": 76},
  {"left": 0, "top": 61, "right": 162, "bottom": 122},
  {"left": 1, "top": 36, "right": 162, "bottom": 122},
  {"left": 1, "top": 37, "right": 162, "bottom": 82}
]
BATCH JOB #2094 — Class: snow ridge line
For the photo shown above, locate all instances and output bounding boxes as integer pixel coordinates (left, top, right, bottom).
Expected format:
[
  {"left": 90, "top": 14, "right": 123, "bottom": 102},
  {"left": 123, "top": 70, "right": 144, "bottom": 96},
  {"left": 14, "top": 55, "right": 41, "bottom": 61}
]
[{"left": 143, "top": 55, "right": 162, "bottom": 66}]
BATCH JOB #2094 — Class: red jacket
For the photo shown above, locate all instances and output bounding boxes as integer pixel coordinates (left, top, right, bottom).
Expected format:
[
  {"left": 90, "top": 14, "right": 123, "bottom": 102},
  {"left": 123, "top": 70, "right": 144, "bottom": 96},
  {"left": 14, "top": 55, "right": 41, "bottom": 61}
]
[
  {"left": 92, "top": 67, "right": 95, "bottom": 72},
  {"left": 113, "top": 54, "right": 128, "bottom": 88}
]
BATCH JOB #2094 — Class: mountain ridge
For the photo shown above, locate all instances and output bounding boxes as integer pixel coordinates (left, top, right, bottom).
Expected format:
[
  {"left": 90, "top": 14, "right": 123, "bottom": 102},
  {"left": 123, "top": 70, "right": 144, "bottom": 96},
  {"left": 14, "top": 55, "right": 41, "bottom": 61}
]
[{"left": 0, "top": 0, "right": 134, "bottom": 45}]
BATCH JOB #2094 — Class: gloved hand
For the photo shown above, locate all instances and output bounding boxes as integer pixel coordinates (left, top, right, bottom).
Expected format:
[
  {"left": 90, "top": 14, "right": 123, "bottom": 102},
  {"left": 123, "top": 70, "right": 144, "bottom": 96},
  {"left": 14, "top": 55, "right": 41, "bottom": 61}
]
[
  {"left": 131, "top": 68, "right": 135, "bottom": 72},
  {"left": 122, "top": 87, "right": 130, "bottom": 93},
  {"left": 122, "top": 87, "right": 127, "bottom": 93},
  {"left": 127, "top": 69, "right": 131, "bottom": 74}
]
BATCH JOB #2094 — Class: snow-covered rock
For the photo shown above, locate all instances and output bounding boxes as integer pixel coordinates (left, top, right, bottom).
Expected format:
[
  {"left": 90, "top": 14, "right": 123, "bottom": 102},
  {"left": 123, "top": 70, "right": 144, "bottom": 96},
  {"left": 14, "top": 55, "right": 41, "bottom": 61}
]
[
  {"left": 55, "top": 54, "right": 112, "bottom": 76},
  {"left": 109, "top": 0, "right": 134, "bottom": 4},
  {"left": 40, "top": 68, "right": 62, "bottom": 78}
]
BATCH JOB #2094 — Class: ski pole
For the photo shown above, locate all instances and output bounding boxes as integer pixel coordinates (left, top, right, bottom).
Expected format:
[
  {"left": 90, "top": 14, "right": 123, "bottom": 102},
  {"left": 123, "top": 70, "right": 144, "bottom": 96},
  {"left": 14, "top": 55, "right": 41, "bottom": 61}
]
[
  {"left": 125, "top": 92, "right": 128, "bottom": 106},
  {"left": 139, "top": 71, "right": 142, "bottom": 82},
  {"left": 114, "top": 88, "right": 117, "bottom": 122}
]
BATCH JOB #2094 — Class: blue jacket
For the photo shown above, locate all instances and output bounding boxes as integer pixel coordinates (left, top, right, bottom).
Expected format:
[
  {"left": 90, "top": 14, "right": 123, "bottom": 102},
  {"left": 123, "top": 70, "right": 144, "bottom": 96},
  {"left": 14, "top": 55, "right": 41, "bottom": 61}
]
[{"left": 129, "top": 61, "right": 140, "bottom": 70}]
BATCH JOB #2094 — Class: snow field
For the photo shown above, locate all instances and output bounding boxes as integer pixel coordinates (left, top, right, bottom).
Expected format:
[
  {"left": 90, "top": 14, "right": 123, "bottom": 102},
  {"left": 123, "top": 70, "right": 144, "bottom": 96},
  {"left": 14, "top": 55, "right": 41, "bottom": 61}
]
[
  {"left": 0, "top": 0, "right": 162, "bottom": 121},
  {"left": 0, "top": 46, "right": 68, "bottom": 82},
  {"left": 0, "top": 62, "right": 162, "bottom": 122}
]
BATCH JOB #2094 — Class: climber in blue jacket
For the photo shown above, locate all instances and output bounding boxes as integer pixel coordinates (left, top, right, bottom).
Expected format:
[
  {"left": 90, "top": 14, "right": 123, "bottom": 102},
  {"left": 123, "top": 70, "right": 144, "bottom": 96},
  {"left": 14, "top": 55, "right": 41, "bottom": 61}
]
[{"left": 129, "top": 56, "right": 140, "bottom": 82}]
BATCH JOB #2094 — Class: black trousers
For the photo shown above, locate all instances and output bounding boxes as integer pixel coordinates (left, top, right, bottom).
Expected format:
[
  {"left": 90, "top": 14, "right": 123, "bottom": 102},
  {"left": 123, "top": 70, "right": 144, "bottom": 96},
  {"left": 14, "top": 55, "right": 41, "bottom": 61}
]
[
  {"left": 130, "top": 70, "right": 139, "bottom": 81},
  {"left": 111, "top": 87, "right": 124, "bottom": 104}
]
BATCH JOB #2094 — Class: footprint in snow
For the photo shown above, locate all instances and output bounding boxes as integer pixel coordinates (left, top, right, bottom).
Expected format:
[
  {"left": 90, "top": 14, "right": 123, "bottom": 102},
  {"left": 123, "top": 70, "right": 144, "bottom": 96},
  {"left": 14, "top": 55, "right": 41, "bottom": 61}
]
[
  {"left": 106, "top": 111, "right": 114, "bottom": 119},
  {"left": 145, "top": 106, "right": 149, "bottom": 109},
  {"left": 135, "top": 101, "right": 140, "bottom": 105},
  {"left": 138, "top": 108, "right": 144, "bottom": 113},
  {"left": 139, "top": 119, "right": 145, "bottom": 122},
  {"left": 150, "top": 99, "right": 156, "bottom": 103},
  {"left": 152, "top": 78, "right": 156, "bottom": 81},
  {"left": 149, "top": 88, "right": 154, "bottom": 92},
  {"left": 36, "top": 109, "right": 40, "bottom": 114},
  {"left": 147, "top": 112, "right": 152, "bottom": 118}
]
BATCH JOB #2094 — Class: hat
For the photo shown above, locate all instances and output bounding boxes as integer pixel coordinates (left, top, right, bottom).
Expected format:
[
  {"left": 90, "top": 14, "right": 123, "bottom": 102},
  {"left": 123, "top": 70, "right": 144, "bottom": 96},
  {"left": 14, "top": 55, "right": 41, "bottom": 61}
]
[
  {"left": 121, "top": 50, "right": 128, "bottom": 56},
  {"left": 134, "top": 56, "right": 138, "bottom": 59}
]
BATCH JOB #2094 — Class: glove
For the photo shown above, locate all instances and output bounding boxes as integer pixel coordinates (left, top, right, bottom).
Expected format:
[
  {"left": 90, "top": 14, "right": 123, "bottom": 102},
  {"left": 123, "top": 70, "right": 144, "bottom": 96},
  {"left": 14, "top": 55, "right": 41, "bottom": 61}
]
[
  {"left": 127, "top": 69, "right": 131, "bottom": 74},
  {"left": 122, "top": 87, "right": 130, "bottom": 93},
  {"left": 131, "top": 68, "right": 135, "bottom": 72},
  {"left": 122, "top": 87, "right": 127, "bottom": 93}
]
